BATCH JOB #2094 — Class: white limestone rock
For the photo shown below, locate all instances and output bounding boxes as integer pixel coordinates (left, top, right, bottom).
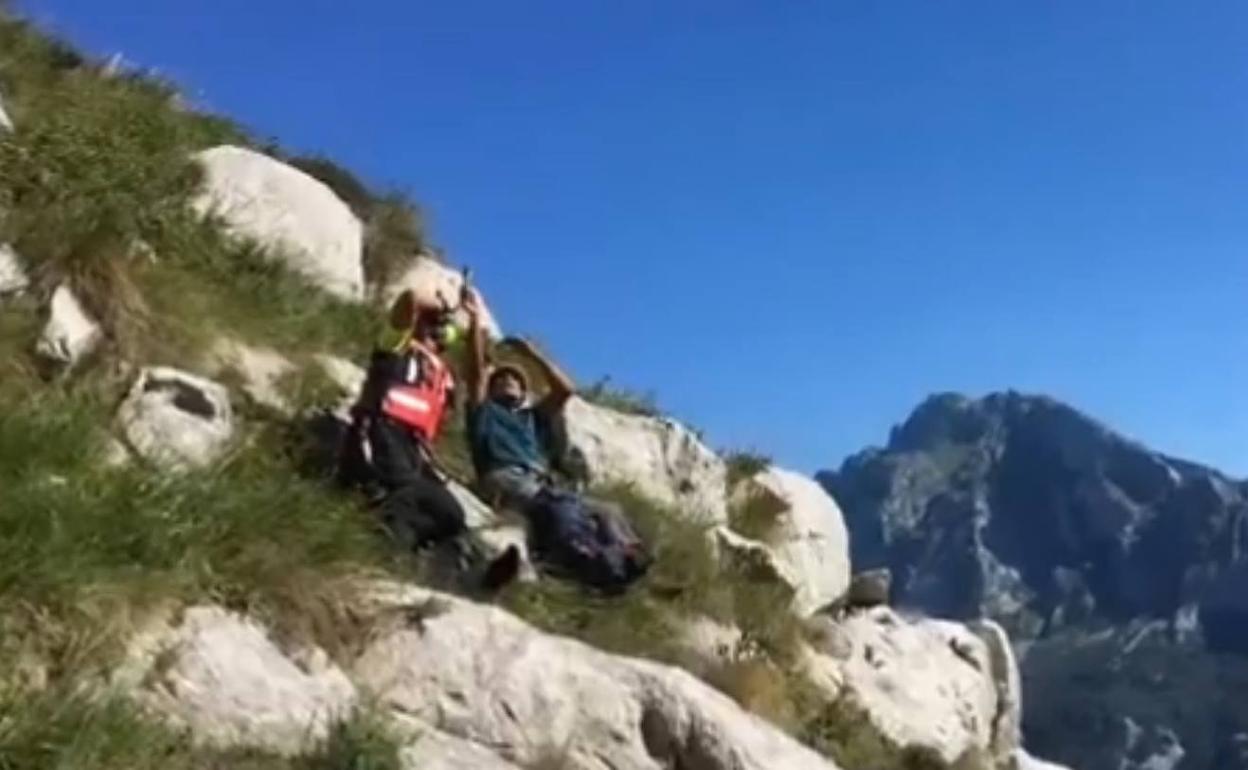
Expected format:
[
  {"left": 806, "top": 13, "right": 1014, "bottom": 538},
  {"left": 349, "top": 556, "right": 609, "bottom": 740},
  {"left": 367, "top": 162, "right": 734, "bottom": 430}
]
[
  {"left": 118, "top": 367, "right": 235, "bottom": 470},
  {"left": 0, "top": 244, "right": 29, "bottom": 297},
  {"left": 193, "top": 145, "right": 364, "bottom": 300},
  {"left": 351, "top": 583, "right": 837, "bottom": 770},
  {"left": 731, "top": 467, "right": 852, "bottom": 616},
  {"left": 399, "top": 722, "right": 523, "bottom": 770},
  {"left": 34, "top": 284, "right": 102, "bottom": 369},
  {"left": 802, "top": 607, "right": 1002, "bottom": 768},
  {"left": 132, "top": 606, "right": 357, "bottom": 755},
  {"left": 970, "top": 619, "right": 1023, "bottom": 764},
  {"left": 564, "top": 396, "right": 728, "bottom": 523}
]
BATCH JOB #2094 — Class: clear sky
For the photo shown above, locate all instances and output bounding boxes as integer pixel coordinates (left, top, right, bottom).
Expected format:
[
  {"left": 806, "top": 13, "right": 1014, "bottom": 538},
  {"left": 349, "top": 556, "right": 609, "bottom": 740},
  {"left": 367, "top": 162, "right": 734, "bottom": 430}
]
[{"left": 18, "top": 1, "right": 1248, "bottom": 475}]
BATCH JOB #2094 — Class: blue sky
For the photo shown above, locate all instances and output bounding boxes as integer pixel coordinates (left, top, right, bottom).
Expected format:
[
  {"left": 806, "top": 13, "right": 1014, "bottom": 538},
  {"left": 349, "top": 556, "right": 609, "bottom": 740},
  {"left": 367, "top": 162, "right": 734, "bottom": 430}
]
[{"left": 19, "top": 1, "right": 1248, "bottom": 475}]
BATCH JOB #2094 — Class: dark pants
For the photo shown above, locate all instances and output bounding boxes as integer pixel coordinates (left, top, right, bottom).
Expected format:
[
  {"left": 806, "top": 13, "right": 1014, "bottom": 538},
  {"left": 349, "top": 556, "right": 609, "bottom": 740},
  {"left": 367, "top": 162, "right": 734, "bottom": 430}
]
[
  {"left": 346, "top": 415, "right": 466, "bottom": 549},
  {"left": 480, "top": 467, "right": 642, "bottom": 548}
]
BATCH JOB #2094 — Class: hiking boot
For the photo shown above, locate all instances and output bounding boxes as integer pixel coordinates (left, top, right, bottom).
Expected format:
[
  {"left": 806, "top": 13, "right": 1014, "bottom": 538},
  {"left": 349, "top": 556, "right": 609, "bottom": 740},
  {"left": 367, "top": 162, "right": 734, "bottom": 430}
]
[{"left": 480, "top": 545, "right": 522, "bottom": 592}]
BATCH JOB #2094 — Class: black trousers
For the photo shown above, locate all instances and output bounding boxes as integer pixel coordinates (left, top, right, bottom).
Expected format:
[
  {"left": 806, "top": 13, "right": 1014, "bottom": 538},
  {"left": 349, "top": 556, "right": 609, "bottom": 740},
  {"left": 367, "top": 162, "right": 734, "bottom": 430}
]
[{"left": 350, "top": 415, "right": 467, "bottom": 550}]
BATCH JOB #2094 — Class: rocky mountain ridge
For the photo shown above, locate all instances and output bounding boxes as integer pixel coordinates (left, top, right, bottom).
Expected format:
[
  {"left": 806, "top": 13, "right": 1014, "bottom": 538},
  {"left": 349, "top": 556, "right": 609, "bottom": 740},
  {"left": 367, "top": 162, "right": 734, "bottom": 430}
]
[{"left": 822, "top": 391, "right": 1248, "bottom": 770}]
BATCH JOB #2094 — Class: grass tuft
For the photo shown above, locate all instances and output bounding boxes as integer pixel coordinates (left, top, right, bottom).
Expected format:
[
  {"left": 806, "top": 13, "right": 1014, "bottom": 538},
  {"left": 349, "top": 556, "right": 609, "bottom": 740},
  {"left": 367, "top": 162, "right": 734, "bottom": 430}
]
[
  {"left": 723, "top": 449, "right": 771, "bottom": 490},
  {"left": 580, "top": 376, "right": 660, "bottom": 418}
]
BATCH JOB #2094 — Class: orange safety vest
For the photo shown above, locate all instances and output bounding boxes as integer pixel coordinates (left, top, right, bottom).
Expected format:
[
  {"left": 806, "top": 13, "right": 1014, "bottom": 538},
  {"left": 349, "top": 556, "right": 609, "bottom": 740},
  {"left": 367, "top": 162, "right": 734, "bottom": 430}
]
[{"left": 380, "top": 341, "right": 454, "bottom": 441}]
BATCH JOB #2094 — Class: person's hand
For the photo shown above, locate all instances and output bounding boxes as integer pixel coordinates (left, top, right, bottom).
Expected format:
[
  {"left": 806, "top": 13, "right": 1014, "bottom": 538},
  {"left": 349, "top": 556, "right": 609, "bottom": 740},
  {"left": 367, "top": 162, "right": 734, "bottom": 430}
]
[{"left": 461, "top": 287, "right": 483, "bottom": 319}]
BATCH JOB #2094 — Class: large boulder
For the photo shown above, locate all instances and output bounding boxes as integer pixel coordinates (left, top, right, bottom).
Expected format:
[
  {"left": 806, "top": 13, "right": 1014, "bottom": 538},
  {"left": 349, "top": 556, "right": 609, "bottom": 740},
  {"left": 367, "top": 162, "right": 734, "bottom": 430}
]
[
  {"left": 352, "top": 583, "right": 837, "bottom": 770},
  {"left": 564, "top": 396, "right": 728, "bottom": 523},
  {"left": 34, "top": 284, "right": 102, "bottom": 369},
  {"left": 118, "top": 367, "right": 235, "bottom": 470},
  {"left": 0, "top": 244, "right": 29, "bottom": 298},
  {"left": 382, "top": 254, "right": 502, "bottom": 338},
  {"left": 802, "top": 607, "right": 1003, "bottom": 769},
  {"left": 192, "top": 145, "right": 364, "bottom": 300},
  {"left": 126, "top": 606, "right": 357, "bottom": 755},
  {"left": 730, "top": 467, "right": 851, "bottom": 616}
]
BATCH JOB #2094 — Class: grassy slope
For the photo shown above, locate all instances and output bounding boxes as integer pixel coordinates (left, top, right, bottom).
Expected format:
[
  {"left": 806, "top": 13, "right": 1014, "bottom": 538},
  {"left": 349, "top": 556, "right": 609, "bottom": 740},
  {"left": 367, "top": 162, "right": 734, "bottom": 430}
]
[{"left": 0, "top": 12, "right": 852, "bottom": 769}]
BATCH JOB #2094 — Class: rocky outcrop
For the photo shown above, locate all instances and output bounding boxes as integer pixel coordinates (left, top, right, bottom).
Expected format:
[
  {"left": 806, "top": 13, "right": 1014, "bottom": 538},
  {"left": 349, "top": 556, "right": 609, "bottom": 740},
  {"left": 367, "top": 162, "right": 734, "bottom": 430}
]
[
  {"left": 969, "top": 619, "right": 1022, "bottom": 766},
  {"left": 564, "top": 395, "right": 728, "bottom": 523},
  {"left": 381, "top": 254, "right": 502, "bottom": 338},
  {"left": 821, "top": 391, "right": 1248, "bottom": 770},
  {"left": 0, "top": 243, "right": 29, "bottom": 297},
  {"left": 732, "top": 467, "right": 851, "bottom": 616},
  {"left": 193, "top": 146, "right": 364, "bottom": 301},
  {"left": 34, "top": 284, "right": 102, "bottom": 369},
  {"left": 352, "top": 583, "right": 837, "bottom": 770},
  {"left": 128, "top": 606, "right": 357, "bottom": 755},
  {"left": 803, "top": 606, "right": 1012, "bottom": 768},
  {"left": 125, "top": 586, "right": 838, "bottom": 770},
  {"left": 118, "top": 367, "right": 235, "bottom": 470},
  {"left": 399, "top": 724, "right": 523, "bottom": 769}
]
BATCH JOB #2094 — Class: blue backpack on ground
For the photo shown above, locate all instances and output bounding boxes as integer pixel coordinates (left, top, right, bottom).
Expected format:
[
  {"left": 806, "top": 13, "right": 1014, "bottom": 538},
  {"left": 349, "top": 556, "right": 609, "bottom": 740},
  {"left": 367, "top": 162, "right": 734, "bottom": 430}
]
[{"left": 526, "top": 488, "right": 650, "bottom": 593}]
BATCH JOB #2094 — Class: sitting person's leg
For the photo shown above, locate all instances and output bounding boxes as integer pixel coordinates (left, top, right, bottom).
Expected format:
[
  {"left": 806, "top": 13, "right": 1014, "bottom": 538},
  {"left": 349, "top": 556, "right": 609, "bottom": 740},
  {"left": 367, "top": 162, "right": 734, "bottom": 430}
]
[
  {"left": 366, "top": 415, "right": 466, "bottom": 549},
  {"left": 478, "top": 466, "right": 546, "bottom": 512},
  {"left": 379, "top": 475, "right": 467, "bottom": 549}
]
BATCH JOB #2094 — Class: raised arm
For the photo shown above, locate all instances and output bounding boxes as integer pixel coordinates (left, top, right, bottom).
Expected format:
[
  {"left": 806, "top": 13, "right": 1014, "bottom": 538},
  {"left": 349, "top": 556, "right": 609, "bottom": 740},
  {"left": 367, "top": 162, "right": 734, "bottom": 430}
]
[
  {"left": 464, "top": 289, "right": 489, "bottom": 407},
  {"left": 508, "top": 337, "right": 575, "bottom": 411}
]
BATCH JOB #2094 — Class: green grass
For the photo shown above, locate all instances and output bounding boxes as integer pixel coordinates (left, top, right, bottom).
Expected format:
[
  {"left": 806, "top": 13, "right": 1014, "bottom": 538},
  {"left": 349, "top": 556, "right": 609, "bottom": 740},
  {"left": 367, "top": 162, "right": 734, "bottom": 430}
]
[
  {"left": 0, "top": 384, "right": 403, "bottom": 685},
  {"left": 0, "top": 689, "right": 402, "bottom": 770},
  {"left": 723, "top": 449, "right": 771, "bottom": 489},
  {"left": 0, "top": 9, "right": 384, "bottom": 367}
]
